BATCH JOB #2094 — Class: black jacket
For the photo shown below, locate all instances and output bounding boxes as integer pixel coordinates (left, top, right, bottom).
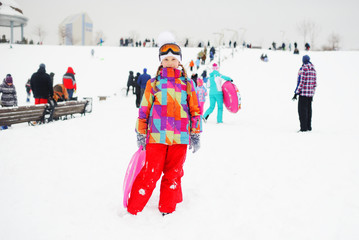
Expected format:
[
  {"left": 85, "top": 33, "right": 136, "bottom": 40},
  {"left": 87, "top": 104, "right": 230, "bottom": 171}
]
[
  {"left": 30, "top": 67, "right": 53, "bottom": 99},
  {"left": 127, "top": 71, "right": 135, "bottom": 87}
]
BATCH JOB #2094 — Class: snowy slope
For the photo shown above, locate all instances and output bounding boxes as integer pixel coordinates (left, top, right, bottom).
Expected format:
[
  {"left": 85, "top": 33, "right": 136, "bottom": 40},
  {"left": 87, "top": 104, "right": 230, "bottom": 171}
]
[{"left": 1, "top": 44, "right": 359, "bottom": 240}]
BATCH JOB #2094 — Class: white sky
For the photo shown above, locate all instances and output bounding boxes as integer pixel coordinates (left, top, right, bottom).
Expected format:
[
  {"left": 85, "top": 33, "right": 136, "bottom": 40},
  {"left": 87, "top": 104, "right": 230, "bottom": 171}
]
[{"left": 1, "top": 0, "right": 359, "bottom": 50}]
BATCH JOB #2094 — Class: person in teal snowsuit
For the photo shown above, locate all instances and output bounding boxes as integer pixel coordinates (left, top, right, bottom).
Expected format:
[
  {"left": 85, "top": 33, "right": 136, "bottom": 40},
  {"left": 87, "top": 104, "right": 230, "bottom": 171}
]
[{"left": 203, "top": 63, "right": 232, "bottom": 123}]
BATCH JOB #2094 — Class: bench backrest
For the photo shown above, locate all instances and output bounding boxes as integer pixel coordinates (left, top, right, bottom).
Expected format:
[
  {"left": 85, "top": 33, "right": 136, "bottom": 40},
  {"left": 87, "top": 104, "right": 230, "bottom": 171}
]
[
  {"left": 52, "top": 100, "right": 88, "bottom": 119},
  {"left": 0, "top": 104, "right": 47, "bottom": 125}
]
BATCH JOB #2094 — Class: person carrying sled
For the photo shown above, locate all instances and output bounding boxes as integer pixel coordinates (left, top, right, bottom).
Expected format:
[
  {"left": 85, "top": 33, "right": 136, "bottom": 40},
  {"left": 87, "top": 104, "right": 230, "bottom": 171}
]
[
  {"left": 202, "top": 63, "right": 232, "bottom": 123},
  {"left": 292, "top": 55, "right": 317, "bottom": 132},
  {"left": 63, "top": 67, "right": 77, "bottom": 99},
  {"left": 127, "top": 32, "right": 201, "bottom": 216}
]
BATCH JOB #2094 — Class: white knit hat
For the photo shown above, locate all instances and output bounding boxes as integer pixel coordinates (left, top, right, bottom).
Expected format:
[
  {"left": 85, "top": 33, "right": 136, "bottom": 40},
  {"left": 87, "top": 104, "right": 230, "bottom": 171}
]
[{"left": 158, "top": 31, "right": 182, "bottom": 63}]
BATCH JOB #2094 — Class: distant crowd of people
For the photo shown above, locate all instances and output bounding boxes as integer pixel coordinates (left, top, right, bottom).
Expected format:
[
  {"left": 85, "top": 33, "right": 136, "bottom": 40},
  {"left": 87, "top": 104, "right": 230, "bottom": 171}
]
[
  {"left": 120, "top": 38, "right": 157, "bottom": 47},
  {"left": 271, "top": 41, "right": 311, "bottom": 54}
]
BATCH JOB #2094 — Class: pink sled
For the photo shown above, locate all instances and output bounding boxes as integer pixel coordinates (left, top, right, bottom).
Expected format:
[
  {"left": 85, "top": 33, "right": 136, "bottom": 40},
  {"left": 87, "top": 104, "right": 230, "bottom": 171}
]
[
  {"left": 123, "top": 146, "right": 146, "bottom": 208},
  {"left": 222, "top": 81, "right": 242, "bottom": 113}
]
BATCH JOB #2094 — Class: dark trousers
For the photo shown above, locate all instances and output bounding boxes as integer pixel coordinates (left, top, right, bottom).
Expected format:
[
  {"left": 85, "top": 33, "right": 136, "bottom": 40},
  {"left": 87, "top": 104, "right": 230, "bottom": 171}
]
[
  {"left": 135, "top": 87, "right": 141, "bottom": 108},
  {"left": 140, "top": 88, "right": 145, "bottom": 103},
  {"left": 298, "top": 96, "right": 313, "bottom": 131},
  {"left": 67, "top": 89, "right": 74, "bottom": 99}
]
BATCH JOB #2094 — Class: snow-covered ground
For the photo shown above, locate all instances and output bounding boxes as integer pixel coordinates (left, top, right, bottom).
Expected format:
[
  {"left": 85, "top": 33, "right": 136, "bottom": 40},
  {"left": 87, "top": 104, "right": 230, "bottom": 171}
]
[{"left": 1, "top": 44, "right": 359, "bottom": 240}]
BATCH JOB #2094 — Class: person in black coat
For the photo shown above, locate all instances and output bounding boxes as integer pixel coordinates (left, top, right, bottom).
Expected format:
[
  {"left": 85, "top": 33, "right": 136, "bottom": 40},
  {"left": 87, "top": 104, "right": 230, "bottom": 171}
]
[
  {"left": 191, "top": 73, "right": 198, "bottom": 87},
  {"left": 134, "top": 72, "right": 141, "bottom": 108},
  {"left": 30, "top": 63, "right": 53, "bottom": 104},
  {"left": 126, "top": 71, "right": 135, "bottom": 96}
]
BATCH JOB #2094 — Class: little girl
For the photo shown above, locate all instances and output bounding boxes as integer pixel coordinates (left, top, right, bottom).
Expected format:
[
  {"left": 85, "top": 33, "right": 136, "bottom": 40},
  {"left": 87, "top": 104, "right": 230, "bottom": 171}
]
[
  {"left": 196, "top": 78, "right": 207, "bottom": 115},
  {"left": 127, "top": 32, "right": 201, "bottom": 216}
]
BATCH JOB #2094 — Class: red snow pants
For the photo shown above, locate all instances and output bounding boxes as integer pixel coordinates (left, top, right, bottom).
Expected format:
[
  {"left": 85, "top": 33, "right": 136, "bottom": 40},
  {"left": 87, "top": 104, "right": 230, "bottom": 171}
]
[{"left": 127, "top": 143, "right": 187, "bottom": 215}]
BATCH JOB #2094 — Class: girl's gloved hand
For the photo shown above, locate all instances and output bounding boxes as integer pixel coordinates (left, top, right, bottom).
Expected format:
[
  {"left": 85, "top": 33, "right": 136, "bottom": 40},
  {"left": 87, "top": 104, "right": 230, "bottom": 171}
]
[
  {"left": 137, "top": 133, "right": 147, "bottom": 150},
  {"left": 189, "top": 133, "right": 200, "bottom": 153}
]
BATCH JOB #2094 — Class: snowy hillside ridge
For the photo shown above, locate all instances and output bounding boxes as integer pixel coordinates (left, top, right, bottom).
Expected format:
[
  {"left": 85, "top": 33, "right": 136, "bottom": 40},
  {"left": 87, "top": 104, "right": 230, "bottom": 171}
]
[{"left": 1, "top": 44, "right": 359, "bottom": 240}]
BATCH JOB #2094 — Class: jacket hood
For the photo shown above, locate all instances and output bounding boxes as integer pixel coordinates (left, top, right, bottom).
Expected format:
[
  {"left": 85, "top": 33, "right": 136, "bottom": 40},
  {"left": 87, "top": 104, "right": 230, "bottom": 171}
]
[
  {"left": 67, "top": 67, "right": 75, "bottom": 74},
  {"left": 302, "top": 55, "right": 310, "bottom": 64},
  {"left": 38, "top": 67, "right": 46, "bottom": 73},
  {"left": 143, "top": 68, "right": 147, "bottom": 74}
]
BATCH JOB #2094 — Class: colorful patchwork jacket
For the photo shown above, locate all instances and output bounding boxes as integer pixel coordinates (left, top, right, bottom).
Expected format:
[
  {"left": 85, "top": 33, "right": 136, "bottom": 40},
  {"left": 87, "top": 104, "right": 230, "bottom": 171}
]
[{"left": 136, "top": 67, "right": 201, "bottom": 145}]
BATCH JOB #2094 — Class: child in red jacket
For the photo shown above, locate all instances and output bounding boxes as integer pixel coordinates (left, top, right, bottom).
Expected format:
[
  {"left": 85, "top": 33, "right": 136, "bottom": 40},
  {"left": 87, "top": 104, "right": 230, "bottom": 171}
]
[{"left": 63, "top": 67, "right": 77, "bottom": 99}]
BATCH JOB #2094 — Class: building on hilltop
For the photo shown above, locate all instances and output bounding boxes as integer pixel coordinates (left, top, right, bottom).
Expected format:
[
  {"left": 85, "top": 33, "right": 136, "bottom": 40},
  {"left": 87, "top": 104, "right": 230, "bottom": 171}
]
[{"left": 59, "top": 12, "right": 93, "bottom": 46}]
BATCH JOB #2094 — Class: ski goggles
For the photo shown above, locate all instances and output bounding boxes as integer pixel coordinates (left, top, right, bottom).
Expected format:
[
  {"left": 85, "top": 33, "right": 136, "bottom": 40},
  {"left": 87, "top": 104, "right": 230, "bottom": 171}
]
[{"left": 159, "top": 43, "right": 182, "bottom": 57}]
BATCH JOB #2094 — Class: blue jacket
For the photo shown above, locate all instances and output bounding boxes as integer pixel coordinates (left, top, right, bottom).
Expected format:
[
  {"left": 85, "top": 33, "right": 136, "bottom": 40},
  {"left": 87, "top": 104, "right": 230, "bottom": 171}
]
[
  {"left": 137, "top": 69, "right": 151, "bottom": 89},
  {"left": 208, "top": 70, "right": 231, "bottom": 95}
]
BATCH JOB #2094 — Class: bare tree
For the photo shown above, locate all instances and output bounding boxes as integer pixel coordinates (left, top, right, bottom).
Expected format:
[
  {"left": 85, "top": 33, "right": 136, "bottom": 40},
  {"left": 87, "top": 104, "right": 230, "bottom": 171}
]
[
  {"left": 297, "top": 20, "right": 321, "bottom": 49},
  {"left": 328, "top": 33, "right": 340, "bottom": 50},
  {"left": 33, "top": 25, "right": 47, "bottom": 44},
  {"left": 308, "top": 22, "right": 321, "bottom": 50},
  {"left": 297, "top": 20, "right": 310, "bottom": 45}
]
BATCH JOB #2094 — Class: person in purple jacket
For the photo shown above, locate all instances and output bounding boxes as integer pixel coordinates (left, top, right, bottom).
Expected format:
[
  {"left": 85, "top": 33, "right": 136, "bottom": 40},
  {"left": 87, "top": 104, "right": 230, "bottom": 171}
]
[{"left": 292, "top": 55, "right": 317, "bottom": 132}]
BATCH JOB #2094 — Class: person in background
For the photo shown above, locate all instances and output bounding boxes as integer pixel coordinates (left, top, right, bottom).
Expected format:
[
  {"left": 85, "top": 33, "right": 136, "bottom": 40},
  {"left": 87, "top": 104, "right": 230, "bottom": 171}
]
[
  {"left": 63, "top": 67, "right": 77, "bottom": 99},
  {"left": 25, "top": 79, "right": 31, "bottom": 102},
  {"left": 292, "top": 55, "right": 317, "bottom": 132},
  {"left": 201, "top": 70, "right": 208, "bottom": 84},
  {"left": 53, "top": 84, "right": 69, "bottom": 102},
  {"left": 202, "top": 63, "right": 232, "bottom": 124},
  {"left": 189, "top": 59, "right": 194, "bottom": 71},
  {"left": 30, "top": 63, "right": 53, "bottom": 105},
  {"left": 126, "top": 71, "right": 135, "bottom": 96},
  {"left": 196, "top": 78, "right": 207, "bottom": 115},
  {"left": 0, "top": 74, "right": 18, "bottom": 130},
  {"left": 0, "top": 74, "right": 17, "bottom": 107},
  {"left": 191, "top": 73, "right": 198, "bottom": 87},
  {"left": 134, "top": 72, "right": 141, "bottom": 108},
  {"left": 137, "top": 68, "right": 151, "bottom": 101},
  {"left": 195, "top": 57, "right": 200, "bottom": 70}
]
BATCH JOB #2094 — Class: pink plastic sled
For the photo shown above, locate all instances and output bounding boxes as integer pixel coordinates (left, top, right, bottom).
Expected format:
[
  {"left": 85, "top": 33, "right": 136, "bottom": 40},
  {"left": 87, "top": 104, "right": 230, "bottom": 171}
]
[
  {"left": 123, "top": 146, "right": 146, "bottom": 208},
  {"left": 222, "top": 81, "right": 241, "bottom": 113}
]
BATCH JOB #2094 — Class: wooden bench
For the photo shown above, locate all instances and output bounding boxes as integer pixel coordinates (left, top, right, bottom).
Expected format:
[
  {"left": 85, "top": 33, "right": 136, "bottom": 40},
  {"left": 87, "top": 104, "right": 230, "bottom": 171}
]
[
  {"left": 0, "top": 99, "right": 92, "bottom": 126},
  {"left": 98, "top": 96, "right": 109, "bottom": 101},
  {"left": 52, "top": 100, "right": 90, "bottom": 120},
  {"left": 0, "top": 104, "right": 47, "bottom": 126}
]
